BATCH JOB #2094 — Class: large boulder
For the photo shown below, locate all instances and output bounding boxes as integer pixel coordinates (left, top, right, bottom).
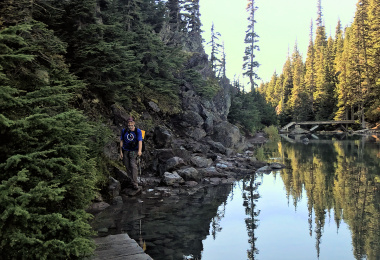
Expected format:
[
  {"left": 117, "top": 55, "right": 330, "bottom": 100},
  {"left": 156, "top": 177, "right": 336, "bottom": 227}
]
[
  {"left": 113, "top": 167, "right": 130, "bottom": 189},
  {"left": 180, "top": 111, "right": 204, "bottom": 128},
  {"left": 203, "top": 115, "right": 214, "bottom": 134},
  {"left": 165, "top": 157, "right": 186, "bottom": 171},
  {"left": 154, "top": 126, "right": 173, "bottom": 148},
  {"left": 110, "top": 104, "right": 130, "bottom": 127},
  {"left": 87, "top": 202, "right": 110, "bottom": 214},
  {"left": 212, "top": 121, "right": 247, "bottom": 150},
  {"left": 177, "top": 167, "right": 201, "bottom": 182},
  {"left": 184, "top": 141, "right": 210, "bottom": 154},
  {"left": 199, "top": 106, "right": 216, "bottom": 134},
  {"left": 184, "top": 127, "right": 207, "bottom": 141},
  {"left": 212, "top": 78, "right": 232, "bottom": 120},
  {"left": 148, "top": 101, "right": 160, "bottom": 112},
  {"left": 190, "top": 155, "right": 212, "bottom": 168},
  {"left": 198, "top": 167, "right": 227, "bottom": 178},
  {"left": 108, "top": 177, "right": 121, "bottom": 199},
  {"left": 206, "top": 139, "right": 227, "bottom": 154},
  {"left": 162, "top": 172, "right": 185, "bottom": 186}
]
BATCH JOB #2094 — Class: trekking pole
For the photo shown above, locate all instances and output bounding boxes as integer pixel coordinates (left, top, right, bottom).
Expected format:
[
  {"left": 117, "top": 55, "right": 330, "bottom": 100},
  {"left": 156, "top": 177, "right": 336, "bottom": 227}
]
[{"left": 137, "top": 156, "right": 142, "bottom": 183}]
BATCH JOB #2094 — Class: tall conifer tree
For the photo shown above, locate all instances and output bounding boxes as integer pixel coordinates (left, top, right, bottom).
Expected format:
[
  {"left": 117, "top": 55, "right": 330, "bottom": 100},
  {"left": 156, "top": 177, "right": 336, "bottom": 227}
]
[
  {"left": 335, "top": 25, "right": 352, "bottom": 120},
  {"left": 363, "top": 0, "right": 380, "bottom": 122},
  {"left": 313, "top": 0, "right": 330, "bottom": 120},
  {"left": 304, "top": 20, "right": 316, "bottom": 118},
  {"left": 350, "top": 0, "right": 370, "bottom": 125},
  {"left": 208, "top": 22, "right": 222, "bottom": 73},
  {"left": 278, "top": 55, "right": 293, "bottom": 123},
  {"left": 289, "top": 42, "right": 310, "bottom": 121},
  {"left": 243, "top": 0, "right": 260, "bottom": 92}
]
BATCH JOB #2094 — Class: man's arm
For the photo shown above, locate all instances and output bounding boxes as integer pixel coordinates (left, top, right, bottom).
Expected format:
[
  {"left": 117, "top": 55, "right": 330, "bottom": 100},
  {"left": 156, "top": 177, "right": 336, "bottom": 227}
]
[{"left": 137, "top": 140, "right": 142, "bottom": 156}]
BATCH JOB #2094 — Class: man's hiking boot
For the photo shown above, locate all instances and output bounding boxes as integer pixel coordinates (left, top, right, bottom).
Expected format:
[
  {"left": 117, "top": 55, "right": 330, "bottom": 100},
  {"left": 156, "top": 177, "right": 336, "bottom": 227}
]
[{"left": 125, "top": 186, "right": 141, "bottom": 196}]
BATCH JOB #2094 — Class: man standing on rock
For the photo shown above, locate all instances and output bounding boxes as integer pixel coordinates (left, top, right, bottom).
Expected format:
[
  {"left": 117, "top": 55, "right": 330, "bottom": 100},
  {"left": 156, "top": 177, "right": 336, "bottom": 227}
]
[{"left": 120, "top": 117, "right": 143, "bottom": 190}]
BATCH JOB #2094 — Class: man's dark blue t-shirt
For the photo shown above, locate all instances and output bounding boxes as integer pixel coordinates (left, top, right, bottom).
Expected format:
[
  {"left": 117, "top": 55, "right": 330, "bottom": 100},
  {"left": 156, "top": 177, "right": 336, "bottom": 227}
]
[{"left": 120, "top": 128, "right": 143, "bottom": 151}]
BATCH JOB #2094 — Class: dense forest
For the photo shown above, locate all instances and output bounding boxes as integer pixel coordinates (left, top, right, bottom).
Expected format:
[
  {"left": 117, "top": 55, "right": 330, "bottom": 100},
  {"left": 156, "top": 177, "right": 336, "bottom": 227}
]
[
  {"left": 1, "top": 0, "right": 378, "bottom": 258},
  {"left": 0, "top": 0, "right": 275, "bottom": 258},
  {"left": 259, "top": 0, "right": 380, "bottom": 127}
]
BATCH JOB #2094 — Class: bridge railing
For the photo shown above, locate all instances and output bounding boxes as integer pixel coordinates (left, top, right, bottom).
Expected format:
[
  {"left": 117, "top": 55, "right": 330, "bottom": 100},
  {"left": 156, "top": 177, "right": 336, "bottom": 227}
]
[{"left": 281, "top": 120, "right": 356, "bottom": 131}]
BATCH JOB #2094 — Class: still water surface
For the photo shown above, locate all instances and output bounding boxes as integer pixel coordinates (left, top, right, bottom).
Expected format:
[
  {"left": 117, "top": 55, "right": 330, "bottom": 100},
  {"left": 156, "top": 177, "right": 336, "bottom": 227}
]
[{"left": 92, "top": 134, "right": 380, "bottom": 260}]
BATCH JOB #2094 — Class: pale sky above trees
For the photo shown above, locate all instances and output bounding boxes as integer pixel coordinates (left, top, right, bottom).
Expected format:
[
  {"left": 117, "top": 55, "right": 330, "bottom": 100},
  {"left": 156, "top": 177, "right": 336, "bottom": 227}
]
[{"left": 200, "top": 0, "right": 357, "bottom": 87}]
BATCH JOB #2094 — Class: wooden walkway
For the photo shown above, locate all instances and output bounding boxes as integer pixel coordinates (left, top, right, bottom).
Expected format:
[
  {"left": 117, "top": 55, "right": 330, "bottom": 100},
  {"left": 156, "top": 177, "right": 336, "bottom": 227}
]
[
  {"left": 92, "top": 234, "right": 153, "bottom": 260},
  {"left": 281, "top": 120, "right": 356, "bottom": 132}
]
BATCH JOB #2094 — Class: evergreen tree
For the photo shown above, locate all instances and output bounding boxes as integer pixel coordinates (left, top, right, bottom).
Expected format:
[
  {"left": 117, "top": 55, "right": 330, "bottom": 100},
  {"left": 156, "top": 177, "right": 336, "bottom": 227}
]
[
  {"left": 0, "top": 21, "right": 96, "bottom": 259},
  {"left": 364, "top": 0, "right": 380, "bottom": 122},
  {"left": 304, "top": 20, "right": 316, "bottom": 119},
  {"left": 181, "top": 0, "right": 203, "bottom": 52},
  {"left": 333, "top": 20, "right": 344, "bottom": 60},
  {"left": 289, "top": 42, "right": 311, "bottom": 121},
  {"left": 265, "top": 72, "right": 278, "bottom": 106},
  {"left": 243, "top": 0, "right": 260, "bottom": 92},
  {"left": 274, "top": 74, "right": 285, "bottom": 116},
  {"left": 335, "top": 26, "right": 352, "bottom": 120},
  {"left": 352, "top": 0, "right": 371, "bottom": 126},
  {"left": 208, "top": 22, "right": 222, "bottom": 73},
  {"left": 278, "top": 55, "right": 293, "bottom": 123},
  {"left": 50, "top": 0, "right": 142, "bottom": 104},
  {"left": 220, "top": 41, "right": 227, "bottom": 78},
  {"left": 167, "top": 0, "right": 181, "bottom": 29},
  {"left": 332, "top": 20, "right": 345, "bottom": 120},
  {"left": 228, "top": 91, "right": 261, "bottom": 133},
  {"left": 313, "top": 0, "right": 330, "bottom": 120},
  {"left": 140, "top": 0, "right": 167, "bottom": 33}
]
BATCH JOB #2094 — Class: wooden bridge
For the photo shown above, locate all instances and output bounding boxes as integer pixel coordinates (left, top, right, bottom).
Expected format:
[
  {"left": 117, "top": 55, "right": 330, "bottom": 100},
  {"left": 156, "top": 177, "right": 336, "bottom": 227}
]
[{"left": 280, "top": 120, "right": 357, "bottom": 132}]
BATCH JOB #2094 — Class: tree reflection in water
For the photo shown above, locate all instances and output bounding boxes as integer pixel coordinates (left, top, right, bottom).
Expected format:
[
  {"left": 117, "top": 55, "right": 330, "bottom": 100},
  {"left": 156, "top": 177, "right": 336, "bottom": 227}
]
[
  {"left": 90, "top": 135, "right": 379, "bottom": 260},
  {"left": 242, "top": 175, "right": 261, "bottom": 259},
  {"left": 262, "top": 134, "right": 380, "bottom": 260}
]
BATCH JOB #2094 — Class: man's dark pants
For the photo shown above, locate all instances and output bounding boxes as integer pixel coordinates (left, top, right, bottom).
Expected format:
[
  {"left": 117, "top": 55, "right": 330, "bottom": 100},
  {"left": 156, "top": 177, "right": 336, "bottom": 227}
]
[{"left": 122, "top": 150, "right": 138, "bottom": 188}]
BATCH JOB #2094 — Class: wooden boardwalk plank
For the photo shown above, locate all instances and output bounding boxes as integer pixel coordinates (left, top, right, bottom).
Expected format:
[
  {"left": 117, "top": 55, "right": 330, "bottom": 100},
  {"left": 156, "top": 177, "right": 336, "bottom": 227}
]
[{"left": 92, "top": 234, "right": 153, "bottom": 260}]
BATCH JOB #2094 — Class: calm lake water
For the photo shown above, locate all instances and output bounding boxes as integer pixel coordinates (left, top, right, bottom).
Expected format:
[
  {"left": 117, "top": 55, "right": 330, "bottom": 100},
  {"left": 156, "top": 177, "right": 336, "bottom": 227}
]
[{"left": 91, "top": 134, "right": 380, "bottom": 260}]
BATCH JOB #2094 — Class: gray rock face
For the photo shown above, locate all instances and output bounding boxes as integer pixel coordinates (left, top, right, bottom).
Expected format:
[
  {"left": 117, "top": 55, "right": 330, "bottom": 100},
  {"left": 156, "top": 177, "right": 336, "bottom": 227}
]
[
  {"left": 190, "top": 156, "right": 212, "bottom": 168},
  {"left": 184, "top": 141, "right": 210, "bottom": 154},
  {"left": 212, "top": 121, "right": 246, "bottom": 149},
  {"left": 114, "top": 167, "right": 129, "bottom": 183},
  {"left": 180, "top": 111, "right": 204, "bottom": 127},
  {"left": 198, "top": 167, "right": 227, "bottom": 178},
  {"left": 212, "top": 79, "right": 232, "bottom": 120},
  {"left": 162, "top": 172, "right": 185, "bottom": 186},
  {"left": 177, "top": 167, "right": 201, "bottom": 182},
  {"left": 184, "top": 127, "right": 207, "bottom": 141},
  {"left": 108, "top": 177, "right": 121, "bottom": 198},
  {"left": 165, "top": 157, "right": 186, "bottom": 171},
  {"left": 154, "top": 126, "right": 173, "bottom": 148},
  {"left": 148, "top": 101, "right": 161, "bottom": 112},
  {"left": 110, "top": 104, "right": 129, "bottom": 127},
  {"left": 87, "top": 202, "right": 110, "bottom": 214},
  {"left": 206, "top": 139, "right": 227, "bottom": 154}
]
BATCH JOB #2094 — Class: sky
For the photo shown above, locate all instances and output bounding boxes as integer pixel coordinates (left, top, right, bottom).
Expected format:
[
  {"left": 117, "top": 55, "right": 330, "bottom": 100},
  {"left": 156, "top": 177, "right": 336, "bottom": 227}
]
[{"left": 199, "top": 0, "right": 358, "bottom": 88}]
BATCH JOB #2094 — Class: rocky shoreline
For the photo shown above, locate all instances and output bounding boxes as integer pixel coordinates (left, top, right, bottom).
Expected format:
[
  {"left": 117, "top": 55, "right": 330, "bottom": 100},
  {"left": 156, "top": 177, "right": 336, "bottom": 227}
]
[
  {"left": 87, "top": 134, "right": 285, "bottom": 217},
  {"left": 87, "top": 132, "right": 285, "bottom": 259}
]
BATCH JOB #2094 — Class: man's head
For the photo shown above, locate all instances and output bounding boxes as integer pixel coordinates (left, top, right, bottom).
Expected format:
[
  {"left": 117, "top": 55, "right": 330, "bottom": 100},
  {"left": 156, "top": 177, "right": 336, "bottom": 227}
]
[{"left": 127, "top": 116, "right": 135, "bottom": 130}]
